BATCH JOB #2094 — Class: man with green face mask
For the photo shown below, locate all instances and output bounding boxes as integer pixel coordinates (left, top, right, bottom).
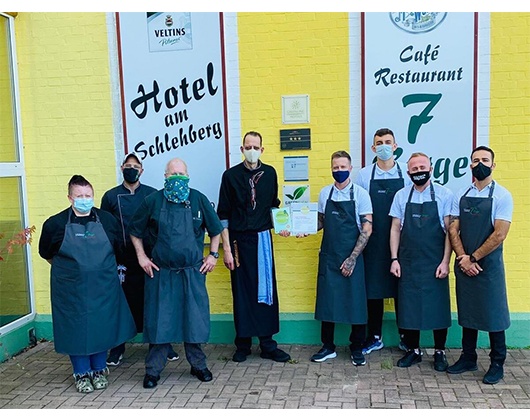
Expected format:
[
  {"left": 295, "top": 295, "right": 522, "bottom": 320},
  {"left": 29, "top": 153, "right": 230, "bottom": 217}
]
[
  {"left": 101, "top": 152, "right": 179, "bottom": 366},
  {"left": 129, "top": 158, "right": 223, "bottom": 388}
]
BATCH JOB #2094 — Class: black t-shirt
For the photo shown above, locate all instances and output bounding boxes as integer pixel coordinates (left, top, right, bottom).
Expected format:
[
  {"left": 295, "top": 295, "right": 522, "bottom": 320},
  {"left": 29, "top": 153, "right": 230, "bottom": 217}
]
[
  {"left": 38, "top": 207, "right": 123, "bottom": 261},
  {"left": 217, "top": 161, "right": 280, "bottom": 232}
]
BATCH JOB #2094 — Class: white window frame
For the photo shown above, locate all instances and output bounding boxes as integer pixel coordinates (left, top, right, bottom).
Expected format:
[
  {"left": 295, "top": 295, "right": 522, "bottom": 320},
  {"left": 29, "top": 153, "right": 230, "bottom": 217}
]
[{"left": 0, "top": 12, "right": 36, "bottom": 337}]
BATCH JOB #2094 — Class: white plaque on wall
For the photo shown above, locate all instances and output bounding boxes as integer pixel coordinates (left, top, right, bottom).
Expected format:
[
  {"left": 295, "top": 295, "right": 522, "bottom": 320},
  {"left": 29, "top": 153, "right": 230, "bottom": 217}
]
[{"left": 282, "top": 95, "right": 310, "bottom": 124}]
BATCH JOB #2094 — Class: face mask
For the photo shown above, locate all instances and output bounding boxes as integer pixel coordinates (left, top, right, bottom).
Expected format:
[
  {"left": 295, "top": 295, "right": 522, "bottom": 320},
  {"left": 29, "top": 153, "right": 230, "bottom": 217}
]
[
  {"left": 375, "top": 144, "right": 394, "bottom": 161},
  {"left": 73, "top": 197, "right": 94, "bottom": 214},
  {"left": 409, "top": 170, "right": 430, "bottom": 186},
  {"left": 243, "top": 149, "right": 262, "bottom": 164},
  {"left": 471, "top": 162, "right": 492, "bottom": 181},
  {"left": 163, "top": 174, "right": 190, "bottom": 203},
  {"left": 123, "top": 167, "right": 140, "bottom": 183},
  {"left": 332, "top": 170, "right": 350, "bottom": 184}
]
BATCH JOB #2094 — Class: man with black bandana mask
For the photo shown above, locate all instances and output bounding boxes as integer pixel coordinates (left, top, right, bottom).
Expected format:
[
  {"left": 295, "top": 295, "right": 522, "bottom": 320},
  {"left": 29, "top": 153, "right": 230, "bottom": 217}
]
[
  {"left": 101, "top": 152, "right": 179, "bottom": 366},
  {"left": 447, "top": 146, "right": 513, "bottom": 385},
  {"left": 389, "top": 152, "right": 454, "bottom": 371}
]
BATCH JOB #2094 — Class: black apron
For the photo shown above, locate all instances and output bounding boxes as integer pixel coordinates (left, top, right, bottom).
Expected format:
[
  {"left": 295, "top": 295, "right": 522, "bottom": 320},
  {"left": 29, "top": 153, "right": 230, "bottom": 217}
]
[
  {"left": 117, "top": 193, "right": 146, "bottom": 331},
  {"left": 143, "top": 199, "right": 210, "bottom": 344},
  {"left": 229, "top": 229, "right": 280, "bottom": 337},
  {"left": 315, "top": 186, "right": 367, "bottom": 324},
  {"left": 455, "top": 182, "right": 510, "bottom": 332},
  {"left": 50, "top": 209, "right": 136, "bottom": 355},
  {"left": 397, "top": 184, "right": 451, "bottom": 330},
  {"left": 363, "top": 163, "right": 404, "bottom": 299}
]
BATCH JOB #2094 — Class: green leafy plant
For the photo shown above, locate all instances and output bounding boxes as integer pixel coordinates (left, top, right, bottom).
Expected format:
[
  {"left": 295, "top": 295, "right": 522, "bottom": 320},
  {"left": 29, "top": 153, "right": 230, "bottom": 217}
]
[{"left": 0, "top": 225, "right": 36, "bottom": 262}]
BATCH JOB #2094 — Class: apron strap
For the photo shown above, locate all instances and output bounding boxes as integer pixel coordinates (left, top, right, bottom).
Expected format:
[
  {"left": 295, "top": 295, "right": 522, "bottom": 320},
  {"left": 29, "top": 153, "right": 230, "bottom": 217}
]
[
  {"left": 406, "top": 182, "right": 435, "bottom": 203},
  {"left": 370, "top": 162, "right": 404, "bottom": 180},
  {"left": 327, "top": 183, "right": 354, "bottom": 201},
  {"left": 463, "top": 180, "right": 495, "bottom": 198}
]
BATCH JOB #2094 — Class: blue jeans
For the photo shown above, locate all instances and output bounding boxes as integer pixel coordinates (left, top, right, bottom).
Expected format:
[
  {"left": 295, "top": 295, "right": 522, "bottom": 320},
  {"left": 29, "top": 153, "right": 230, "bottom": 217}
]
[{"left": 69, "top": 351, "right": 107, "bottom": 376}]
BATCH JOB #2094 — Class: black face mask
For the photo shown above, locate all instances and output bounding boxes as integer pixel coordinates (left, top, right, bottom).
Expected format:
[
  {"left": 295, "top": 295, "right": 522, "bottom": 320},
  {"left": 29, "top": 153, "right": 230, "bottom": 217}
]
[
  {"left": 123, "top": 167, "right": 140, "bottom": 183},
  {"left": 471, "top": 162, "right": 492, "bottom": 181},
  {"left": 409, "top": 170, "right": 430, "bottom": 186}
]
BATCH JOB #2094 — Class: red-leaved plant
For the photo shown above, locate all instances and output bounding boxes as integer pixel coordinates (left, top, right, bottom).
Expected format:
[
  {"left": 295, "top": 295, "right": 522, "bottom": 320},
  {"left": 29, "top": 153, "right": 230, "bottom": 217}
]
[{"left": 0, "top": 226, "right": 36, "bottom": 261}]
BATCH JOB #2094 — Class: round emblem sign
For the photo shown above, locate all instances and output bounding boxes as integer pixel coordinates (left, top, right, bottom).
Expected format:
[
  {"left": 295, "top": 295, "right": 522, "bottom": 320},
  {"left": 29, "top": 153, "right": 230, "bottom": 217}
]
[{"left": 390, "top": 12, "right": 447, "bottom": 34}]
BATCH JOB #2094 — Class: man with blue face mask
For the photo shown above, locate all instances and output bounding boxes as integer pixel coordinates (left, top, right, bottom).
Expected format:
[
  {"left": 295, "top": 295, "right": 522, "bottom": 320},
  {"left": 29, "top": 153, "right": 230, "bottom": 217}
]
[
  {"left": 129, "top": 158, "right": 223, "bottom": 388},
  {"left": 101, "top": 153, "right": 180, "bottom": 367},
  {"left": 39, "top": 175, "right": 136, "bottom": 393},
  {"left": 448, "top": 146, "right": 513, "bottom": 385},
  {"left": 311, "top": 150, "right": 373, "bottom": 366},
  {"left": 355, "top": 128, "right": 412, "bottom": 356}
]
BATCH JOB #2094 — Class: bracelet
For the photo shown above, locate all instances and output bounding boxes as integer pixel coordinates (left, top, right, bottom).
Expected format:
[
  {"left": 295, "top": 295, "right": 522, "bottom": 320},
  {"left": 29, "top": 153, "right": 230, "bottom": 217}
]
[{"left": 390, "top": 257, "right": 398, "bottom": 262}]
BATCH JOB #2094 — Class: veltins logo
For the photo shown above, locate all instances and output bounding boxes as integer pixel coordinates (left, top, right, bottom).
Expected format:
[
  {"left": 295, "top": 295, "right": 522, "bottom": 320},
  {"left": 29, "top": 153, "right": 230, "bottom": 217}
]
[
  {"left": 165, "top": 15, "right": 173, "bottom": 27},
  {"left": 390, "top": 12, "right": 447, "bottom": 34}
]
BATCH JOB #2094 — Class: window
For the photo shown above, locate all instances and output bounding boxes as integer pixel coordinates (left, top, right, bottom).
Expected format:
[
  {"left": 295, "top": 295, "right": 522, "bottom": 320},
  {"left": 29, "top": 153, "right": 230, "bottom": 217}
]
[{"left": 0, "top": 13, "right": 34, "bottom": 332}]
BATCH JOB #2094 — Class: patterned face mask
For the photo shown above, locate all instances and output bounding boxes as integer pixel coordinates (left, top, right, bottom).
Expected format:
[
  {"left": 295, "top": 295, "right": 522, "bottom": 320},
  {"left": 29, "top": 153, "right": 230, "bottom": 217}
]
[{"left": 163, "top": 174, "right": 190, "bottom": 203}]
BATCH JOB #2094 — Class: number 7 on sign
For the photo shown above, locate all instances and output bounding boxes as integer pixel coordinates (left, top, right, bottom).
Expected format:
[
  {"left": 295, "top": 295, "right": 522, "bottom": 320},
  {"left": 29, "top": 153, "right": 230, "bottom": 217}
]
[{"left": 402, "top": 93, "right": 442, "bottom": 145}]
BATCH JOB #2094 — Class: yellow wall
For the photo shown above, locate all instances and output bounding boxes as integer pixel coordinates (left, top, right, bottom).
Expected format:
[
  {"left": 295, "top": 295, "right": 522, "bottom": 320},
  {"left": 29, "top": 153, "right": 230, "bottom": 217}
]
[
  {"left": 16, "top": 12, "right": 117, "bottom": 313},
  {"left": 13, "top": 12, "right": 530, "bottom": 317},
  {"left": 489, "top": 13, "right": 530, "bottom": 312}
]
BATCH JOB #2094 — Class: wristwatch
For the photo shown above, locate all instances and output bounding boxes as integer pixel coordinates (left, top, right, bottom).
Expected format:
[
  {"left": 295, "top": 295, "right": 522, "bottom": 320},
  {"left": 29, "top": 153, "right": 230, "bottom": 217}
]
[
  {"left": 209, "top": 251, "right": 220, "bottom": 259},
  {"left": 469, "top": 254, "right": 477, "bottom": 263}
]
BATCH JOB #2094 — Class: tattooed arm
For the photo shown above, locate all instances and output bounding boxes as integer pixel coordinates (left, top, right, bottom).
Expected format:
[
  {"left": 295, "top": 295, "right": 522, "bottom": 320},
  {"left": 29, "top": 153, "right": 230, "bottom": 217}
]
[{"left": 340, "top": 214, "right": 373, "bottom": 277}]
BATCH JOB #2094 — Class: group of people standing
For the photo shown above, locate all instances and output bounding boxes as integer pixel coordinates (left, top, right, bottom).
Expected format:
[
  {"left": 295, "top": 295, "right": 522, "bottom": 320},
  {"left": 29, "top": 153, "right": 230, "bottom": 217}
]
[
  {"left": 307, "top": 128, "right": 512, "bottom": 388},
  {"left": 38, "top": 128, "right": 512, "bottom": 394}
]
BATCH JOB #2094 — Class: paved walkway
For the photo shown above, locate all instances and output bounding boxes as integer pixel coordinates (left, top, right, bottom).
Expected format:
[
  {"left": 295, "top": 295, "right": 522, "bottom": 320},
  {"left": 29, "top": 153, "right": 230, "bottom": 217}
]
[{"left": 1, "top": 341, "right": 529, "bottom": 409}]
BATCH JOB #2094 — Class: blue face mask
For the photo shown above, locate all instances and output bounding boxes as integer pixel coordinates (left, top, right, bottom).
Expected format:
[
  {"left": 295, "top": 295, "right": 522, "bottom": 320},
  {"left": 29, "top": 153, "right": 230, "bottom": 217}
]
[
  {"left": 73, "top": 197, "right": 94, "bottom": 214},
  {"left": 375, "top": 144, "right": 394, "bottom": 161},
  {"left": 332, "top": 170, "right": 350, "bottom": 184},
  {"left": 164, "top": 174, "right": 190, "bottom": 203}
]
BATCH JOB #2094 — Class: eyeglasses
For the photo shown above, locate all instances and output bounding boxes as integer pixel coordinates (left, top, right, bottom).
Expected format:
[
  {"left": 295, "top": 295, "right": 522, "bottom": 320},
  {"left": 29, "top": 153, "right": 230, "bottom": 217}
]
[{"left": 124, "top": 164, "right": 142, "bottom": 170}]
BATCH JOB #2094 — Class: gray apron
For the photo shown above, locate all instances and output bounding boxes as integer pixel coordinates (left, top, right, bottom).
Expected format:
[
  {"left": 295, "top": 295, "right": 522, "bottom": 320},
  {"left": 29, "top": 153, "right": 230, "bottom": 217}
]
[
  {"left": 50, "top": 209, "right": 136, "bottom": 355},
  {"left": 397, "top": 184, "right": 451, "bottom": 330},
  {"left": 315, "top": 186, "right": 367, "bottom": 324},
  {"left": 364, "top": 164, "right": 404, "bottom": 298},
  {"left": 143, "top": 199, "right": 210, "bottom": 344},
  {"left": 455, "top": 181, "right": 510, "bottom": 332}
]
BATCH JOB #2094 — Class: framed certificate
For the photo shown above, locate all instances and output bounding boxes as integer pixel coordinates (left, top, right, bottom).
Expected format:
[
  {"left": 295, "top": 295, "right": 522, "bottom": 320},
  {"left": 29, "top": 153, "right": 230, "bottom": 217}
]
[{"left": 290, "top": 202, "right": 318, "bottom": 234}]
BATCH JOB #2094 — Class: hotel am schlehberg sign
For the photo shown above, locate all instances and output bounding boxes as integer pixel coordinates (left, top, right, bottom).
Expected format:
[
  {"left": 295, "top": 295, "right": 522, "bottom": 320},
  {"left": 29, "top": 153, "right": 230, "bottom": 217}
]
[
  {"left": 116, "top": 12, "right": 228, "bottom": 207},
  {"left": 363, "top": 12, "right": 478, "bottom": 193}
]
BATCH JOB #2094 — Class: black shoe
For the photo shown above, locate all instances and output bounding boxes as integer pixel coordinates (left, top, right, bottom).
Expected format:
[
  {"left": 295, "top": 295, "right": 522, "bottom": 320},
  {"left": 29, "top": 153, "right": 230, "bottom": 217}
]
[
  {"left": 106, "top": 352, "right": 123, "bottom": 367},
  {"left": 190, "top": 367, "right": 213, "bottom": 382},
  {"left": 167, "top": 349, "right": 180, "bottom": 361},
  {"left": 350, "top": 350, "right": 366, "bottom": 366},
  {"left": 260, "top": 348, "right": 291, "bottom": 363},
  {"left": 232, "top": 349, "right": 251, "bottom": 362},
  {"left": 397, "top": 349, "right": 422, "bottom": 367},
  {"left": 446, "top": 355, "right": 478, "bottom": 374},
  {"left": 483, "top": 362, "right": 504, "bottom": 385},
  {"left": 143, "top": 374, "right": 160, "bottom": 389},
  {"left": 433, "top": 350, "right": 448, "bottom": 372},
  {"left": 310, "top": 347, "right": 337, "bottom": 363}
]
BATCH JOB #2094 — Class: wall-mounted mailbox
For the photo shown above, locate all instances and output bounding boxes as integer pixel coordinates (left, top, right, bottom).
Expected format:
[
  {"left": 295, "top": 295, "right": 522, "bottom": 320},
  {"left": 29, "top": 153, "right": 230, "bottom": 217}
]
[{"left": 280, "top": 128, "right": 311, "bottom": 150}]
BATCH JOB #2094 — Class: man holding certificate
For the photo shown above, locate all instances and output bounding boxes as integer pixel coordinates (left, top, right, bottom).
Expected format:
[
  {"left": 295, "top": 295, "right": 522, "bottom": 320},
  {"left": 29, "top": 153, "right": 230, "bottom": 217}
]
[{"left": 310, "top": 150, "right": 373, "bottom": 366}]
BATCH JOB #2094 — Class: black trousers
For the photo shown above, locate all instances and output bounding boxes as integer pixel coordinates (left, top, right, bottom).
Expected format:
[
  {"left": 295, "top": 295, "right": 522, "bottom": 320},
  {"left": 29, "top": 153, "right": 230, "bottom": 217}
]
[
  {"left": 235, "top": 335, "right": 277, "bottom": 353},
  {"left": 366, "top": 298, "right": 405, "bottom": 338},
  {"left": 461, "top": 327, "right": 506, "bottom": 365},
  {"left": 402, "top": 328, "right": 448, "bottom": 350},
  {"left": 321, "top": 321, "right": 365, "bottom": 352}
]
